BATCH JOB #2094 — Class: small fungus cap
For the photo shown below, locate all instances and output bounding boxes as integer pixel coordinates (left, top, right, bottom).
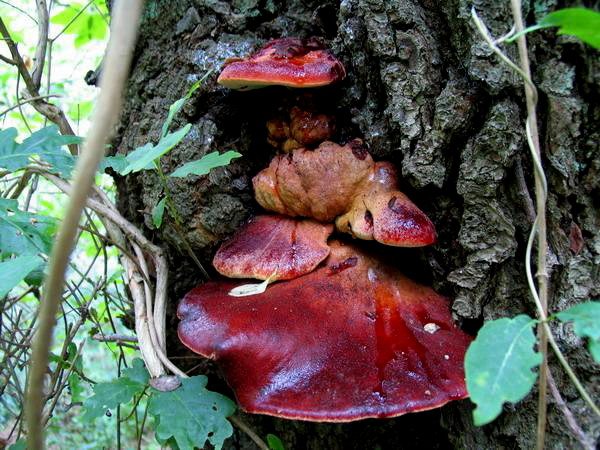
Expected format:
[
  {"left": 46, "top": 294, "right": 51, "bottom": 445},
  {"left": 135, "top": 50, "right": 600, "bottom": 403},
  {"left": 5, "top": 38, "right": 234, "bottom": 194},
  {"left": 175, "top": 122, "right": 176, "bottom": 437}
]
[
  {"left": 217, "top": 37, "right": 346, "bottom": 90},
  {"left": 178, "top": 241, "right": 472, "bottom": 422},
  {"left": 213, "top": 215, "right": 333, "bottom": 281}
]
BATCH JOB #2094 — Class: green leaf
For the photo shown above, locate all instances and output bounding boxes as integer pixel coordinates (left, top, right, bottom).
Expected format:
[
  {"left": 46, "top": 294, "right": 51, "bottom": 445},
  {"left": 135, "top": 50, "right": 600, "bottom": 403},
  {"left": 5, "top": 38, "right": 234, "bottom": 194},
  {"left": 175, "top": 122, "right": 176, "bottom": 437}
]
[
  {"left": 267, "top": 434, "right": 285, "bottom": 450},
  {"left": 51, "top": 4, "right": 108, "bottom": 47},
  {"left": 152, "top": 198, "right": 166, "bottom": 229},
  {"left": 0, "top": 126, "right": 81, "bottom": 177},
  {"left": 169, "top": 151, "right": 241, "bottom": 178},
  {"left": 0, "top": 199, "right": 57, "bottom": 257},
  {"left": 556, "top": 301, "right": 600, "bottom": 362},
  {"left": 81, "top": 359, "right": 148, "bottom": 421},
  {"left": 509, "top": 8, "right": 600, "bottom": 49},
  {"left": 119, "top": 124, "right": 191, "bottom": 175},
  {"left": 99, "top": 155, "right": 129, "bottom": 173},
  {"left": 465, "top": 314, "right": 542, "bottom": 426},
  {"left": 0, "top": 254, "right": 44, "bottom": 298},
  {"left": 161, "top": 71, "right": 212, "bottom": 138},
  {"left": 148, "top": 375, "right": 236, "bottom": 450},
  {"left": 8, "top": 440, "right": 26, "bottom": 450}
]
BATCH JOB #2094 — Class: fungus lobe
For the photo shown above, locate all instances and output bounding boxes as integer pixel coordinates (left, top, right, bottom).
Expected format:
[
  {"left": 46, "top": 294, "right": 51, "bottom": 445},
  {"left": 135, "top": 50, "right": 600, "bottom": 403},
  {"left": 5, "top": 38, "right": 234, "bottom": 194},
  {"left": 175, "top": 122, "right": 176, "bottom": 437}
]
[
  {"left": 179, "top": 241, "right": 472, "bottom": 421},
  {"left": 213, "top": 215, "right": 333, "bottom": 281},
  {"left": 253, "top": 141, "right": 436, "bottom": 247}
]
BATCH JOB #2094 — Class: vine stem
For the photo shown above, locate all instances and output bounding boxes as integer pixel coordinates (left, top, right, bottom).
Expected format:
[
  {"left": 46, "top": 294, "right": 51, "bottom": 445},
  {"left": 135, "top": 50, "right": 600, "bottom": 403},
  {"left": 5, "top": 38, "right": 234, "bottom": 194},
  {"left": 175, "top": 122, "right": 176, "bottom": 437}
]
[
  {"left": 471, "top": 3, "right": 600, "bottom": 444},
  {"left": 24, "top": 2, "right": 144, "bottom": 448},
  {"left": 508, "top": 2, "right": 549, "bottom": 448}
]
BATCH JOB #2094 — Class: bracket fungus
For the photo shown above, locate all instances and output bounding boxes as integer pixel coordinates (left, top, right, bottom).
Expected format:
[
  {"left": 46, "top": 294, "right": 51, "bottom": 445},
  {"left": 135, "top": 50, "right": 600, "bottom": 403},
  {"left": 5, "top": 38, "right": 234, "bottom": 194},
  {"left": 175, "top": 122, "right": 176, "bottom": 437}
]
[
  {"left": 253, "top": 140, "right": 437, "bottom": 247},
  {"left": 179, "top": 241, "right": 472, "bottom": 421},
  {"left": 179, "top": 35, "right": 471, "bottom": 425},
  {"left": 213, "top": 215, "right": 333, "bottom": 281},
  {"left": 217, "top": 37, "right": 346, "bottom": 90}
]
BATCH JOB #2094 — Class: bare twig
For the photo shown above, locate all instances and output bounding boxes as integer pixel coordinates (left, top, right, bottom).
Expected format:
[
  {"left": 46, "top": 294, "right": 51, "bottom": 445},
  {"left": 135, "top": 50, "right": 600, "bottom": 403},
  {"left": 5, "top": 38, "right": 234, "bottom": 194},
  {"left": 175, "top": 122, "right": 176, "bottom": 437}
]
[
  {"left": 92, "top": 333, "right": 138, "bottom": 343},
  {"left": 33, "top": 0, "right": 49, "bottom": 89},
  {"left": 547, "top": 370, "right": 594, "bottom": 450},
  {"left": 25, "top": 2, "right": 144, "bottom": 448}
]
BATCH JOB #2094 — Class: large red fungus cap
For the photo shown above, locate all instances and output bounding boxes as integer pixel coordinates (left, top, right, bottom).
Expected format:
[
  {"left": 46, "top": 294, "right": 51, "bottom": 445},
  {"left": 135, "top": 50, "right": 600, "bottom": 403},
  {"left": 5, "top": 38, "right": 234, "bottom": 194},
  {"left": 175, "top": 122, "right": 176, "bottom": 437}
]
[
  {"left": 217, "top": 37, "right": 346, "bottom": 90},
  {"left": 253, "top": 141, "right": 437, "bottom": 246},
  {"left": 178, "top": 241, "right": 472, "bottom": 421},
  {"left": 213, "top": 215, "right": 333, "bottom": 281}
]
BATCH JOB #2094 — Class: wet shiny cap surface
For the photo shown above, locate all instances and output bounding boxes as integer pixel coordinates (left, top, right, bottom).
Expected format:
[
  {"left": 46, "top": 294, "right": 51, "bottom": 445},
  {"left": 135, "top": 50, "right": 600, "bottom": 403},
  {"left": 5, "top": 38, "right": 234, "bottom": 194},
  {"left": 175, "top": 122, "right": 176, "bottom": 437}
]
[{"left": 179, "top": 241, "right": 472, "bottom": 421}]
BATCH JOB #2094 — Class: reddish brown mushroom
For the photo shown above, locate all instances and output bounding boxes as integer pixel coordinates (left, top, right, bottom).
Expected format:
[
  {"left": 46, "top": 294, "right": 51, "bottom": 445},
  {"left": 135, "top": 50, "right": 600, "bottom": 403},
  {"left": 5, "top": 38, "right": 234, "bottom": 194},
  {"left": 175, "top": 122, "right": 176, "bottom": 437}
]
[
  {"left": 253, "top": 140, "right": 436, "bottom": 246},
  {"left": 179, "top": 240, "right": 472, "bottom": 421},
  {"left": 217, "top": 37, "right": 346, "bottom": 90},
  {"left": 213, "top": 215, "right": 333, "bottom": 281}
]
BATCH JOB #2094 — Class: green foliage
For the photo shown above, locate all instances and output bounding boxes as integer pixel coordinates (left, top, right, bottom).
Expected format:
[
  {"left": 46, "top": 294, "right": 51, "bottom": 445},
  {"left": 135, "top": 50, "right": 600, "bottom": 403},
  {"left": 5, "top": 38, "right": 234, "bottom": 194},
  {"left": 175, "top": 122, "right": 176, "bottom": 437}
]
[
  {"left": 152, "top": 197, "right": 166, "bottom": 229},
  {"left": 50, "top": 2, "right": 108, "bottom": 47},
  {"left": 556, "top": 301, "right": 600, "bottom": 362},
  {"left": 0, "top": 126, "right": 81, "bottom": 177},
  {"left": 118, "top": 125, "right": 192, "bottom": 175},
  {"left": 267, "top": 433, "right": 286, "bottom": 450},
  {"left": 0, "top": 198, "right": 57, "bottom": 257},
  {"left": 81, "top": 359, "right": 149, "bottom": 421},
  {"left": 0, "top": 254, "right": 44, "bottom": 298},
  {"left": 148, "top": 375, "right": 236, "bottom": 450},
  {"left": 509, "top": 7, "right": 600, "bottom": 49},
  {"left": 170, "top": 150, "right": 242, "bottom": 178},
  {"left": 8, "top": 440, "right": 26, "bottom": 450},
  {"left": 465, "top": 315, "right": 542, "bottom": 426}
]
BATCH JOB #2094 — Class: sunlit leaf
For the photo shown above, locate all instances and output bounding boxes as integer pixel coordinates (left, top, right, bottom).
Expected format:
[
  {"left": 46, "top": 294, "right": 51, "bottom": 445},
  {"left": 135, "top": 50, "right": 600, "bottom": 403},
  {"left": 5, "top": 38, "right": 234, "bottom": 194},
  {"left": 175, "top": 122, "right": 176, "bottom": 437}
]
[
  {"left": 0, "top": 254, "right": 44, "bottom": 298},
  {"left": 0, "top": 126, "right": 80, "bottom": 177},
  {"left": 148, "top": 375, "right": 235, "bottom": 450},
  {"left": 556, "top": 301, "right": 600, "bottom": 362},
  {"left": 465, "top": 315, "right": 541, "bottom": 426},
  {"left": 169, "top": 150, "right": 241, "bottom": 178},
  {"left": 51, "top": 4, "right": 108, "bottom": 47},
  {"left": 0, "top": 199, "right": 57, "bottom": 257}
]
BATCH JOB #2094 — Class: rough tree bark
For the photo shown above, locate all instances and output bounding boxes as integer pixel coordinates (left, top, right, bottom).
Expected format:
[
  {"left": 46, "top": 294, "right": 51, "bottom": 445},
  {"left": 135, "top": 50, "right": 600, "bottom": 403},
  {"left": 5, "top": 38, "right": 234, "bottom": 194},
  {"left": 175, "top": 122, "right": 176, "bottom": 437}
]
[{"left": 110, "top": 0, "right": 600, "bottom": 448}]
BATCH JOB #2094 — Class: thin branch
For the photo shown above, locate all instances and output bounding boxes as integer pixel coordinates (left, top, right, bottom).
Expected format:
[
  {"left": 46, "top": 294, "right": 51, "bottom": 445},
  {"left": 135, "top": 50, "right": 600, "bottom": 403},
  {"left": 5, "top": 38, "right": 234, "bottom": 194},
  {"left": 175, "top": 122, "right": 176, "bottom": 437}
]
[
  {"left": 0, "top": 54, "right": 16, "bottom": 65},
  {"left": 25, "top": 2, "right": 144, "bottom": 448},
  {"left": 547, "top": 369, "right": 595, "bottom": 450},
  {"left": 0, "top": 0, "right": 38, "bottom": 23},
  {"left": 0, "top": 94, "right": 62, "bottom": 117},
  {"left": 92, "top": 333, "right": 138, "bottom": 343},
  {"left": 32, "top": 0, "right": 49, "bottom": 89}
]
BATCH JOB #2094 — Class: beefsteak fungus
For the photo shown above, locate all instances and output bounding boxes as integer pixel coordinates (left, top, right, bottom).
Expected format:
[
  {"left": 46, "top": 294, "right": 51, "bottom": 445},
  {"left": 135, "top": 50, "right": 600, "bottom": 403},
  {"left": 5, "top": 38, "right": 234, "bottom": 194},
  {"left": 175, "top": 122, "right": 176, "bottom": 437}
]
[{"left": 179, "top": 241, "right": 472, "bottom": 421}]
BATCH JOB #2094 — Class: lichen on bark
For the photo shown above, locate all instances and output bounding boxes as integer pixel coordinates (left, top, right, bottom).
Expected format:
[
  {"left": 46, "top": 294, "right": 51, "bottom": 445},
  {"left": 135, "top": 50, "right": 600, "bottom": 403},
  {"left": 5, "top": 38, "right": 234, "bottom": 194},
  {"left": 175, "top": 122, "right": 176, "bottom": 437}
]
[{"left": 111, "top": 0, "right": 600, "bottom": 448}]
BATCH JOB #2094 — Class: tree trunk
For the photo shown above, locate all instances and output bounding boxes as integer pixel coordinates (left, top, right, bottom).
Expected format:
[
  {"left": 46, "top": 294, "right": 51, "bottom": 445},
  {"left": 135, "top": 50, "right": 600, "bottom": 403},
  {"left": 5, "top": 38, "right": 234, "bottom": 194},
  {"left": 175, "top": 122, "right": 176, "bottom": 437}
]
[{"left": 112, "top": 0, "right": 600, "bottom": 448}]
